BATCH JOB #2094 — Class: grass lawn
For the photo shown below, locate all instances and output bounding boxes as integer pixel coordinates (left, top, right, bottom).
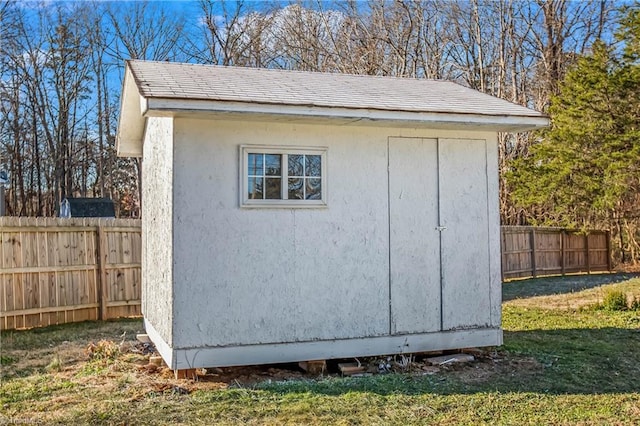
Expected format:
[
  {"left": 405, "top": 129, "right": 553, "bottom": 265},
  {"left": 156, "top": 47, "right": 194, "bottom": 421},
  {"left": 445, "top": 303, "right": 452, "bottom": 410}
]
[{"left": 2, "top": 273, "right": 640, "bottom": 425}]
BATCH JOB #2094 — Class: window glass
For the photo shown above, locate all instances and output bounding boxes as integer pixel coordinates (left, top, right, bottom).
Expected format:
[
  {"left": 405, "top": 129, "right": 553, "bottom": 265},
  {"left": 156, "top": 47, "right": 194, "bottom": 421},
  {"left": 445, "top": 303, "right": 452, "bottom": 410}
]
[
  {"left": 265, "top": 154, "right": 281, "bottom": 176},
  {"left": 248, "top": 153, "right": 263, "bottom": 176},
  {"left": 265, "top": 177, "right": 282, "bottom": 199},
  {"left": 248, "top": 176, "right": 263, "bottom": 200},
  {"left": 288, "top": 155, "right": 304, "bottom": 177},
  {"left": 305, "top": 155, "right": 321, "bottom": 177},
  {"left": 306, "top": 178, "right": 321, "bottom": 200},
  {"left": 288, "top": 178, "right": 303, "bottom": 199}
]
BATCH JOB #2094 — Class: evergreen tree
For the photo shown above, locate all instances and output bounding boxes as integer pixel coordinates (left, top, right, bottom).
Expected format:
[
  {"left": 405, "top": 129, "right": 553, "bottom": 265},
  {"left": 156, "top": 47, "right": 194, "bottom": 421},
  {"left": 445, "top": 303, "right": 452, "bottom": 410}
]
[{"left": 508, "top": 6, "right": 640, "bottom": 262}]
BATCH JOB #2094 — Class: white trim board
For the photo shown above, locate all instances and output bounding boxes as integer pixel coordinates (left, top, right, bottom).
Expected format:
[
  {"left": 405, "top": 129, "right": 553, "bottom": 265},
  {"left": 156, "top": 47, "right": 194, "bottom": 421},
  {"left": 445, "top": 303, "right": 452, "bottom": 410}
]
[
  {"left": 144, "top": 318, "right": 174, "bottom": 368},
  {"left": 162, "top": 328, "right": 503, "bottom": 370},
  {"left": 147, "top": 98, "right": 549, "bottom": 132}
]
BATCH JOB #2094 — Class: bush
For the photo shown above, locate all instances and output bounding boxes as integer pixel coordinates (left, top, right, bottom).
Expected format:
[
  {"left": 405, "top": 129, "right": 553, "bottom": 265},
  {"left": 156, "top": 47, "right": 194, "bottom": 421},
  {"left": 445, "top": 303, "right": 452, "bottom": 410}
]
[
  {"left": 46, "top": 354, "right": 63, "bottom": 372},
  {"left": 85, "top": 340, "right": 120, "bottom": 361},
  {"left": 630, "top": 296, "right": 640, "bottom": 311},
  {"left": 602, "top": 290, "right": 628, "bottom": 311}
]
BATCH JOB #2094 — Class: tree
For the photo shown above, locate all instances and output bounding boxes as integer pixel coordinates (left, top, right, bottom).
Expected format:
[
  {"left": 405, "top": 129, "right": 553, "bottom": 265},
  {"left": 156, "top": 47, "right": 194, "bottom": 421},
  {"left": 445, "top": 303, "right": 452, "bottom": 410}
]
[
  {"left": 508, "top": 6, "right": 640, "bottom": 263},
  {"left": 0, "top": 0, "right": 623, "bottom": 222}
]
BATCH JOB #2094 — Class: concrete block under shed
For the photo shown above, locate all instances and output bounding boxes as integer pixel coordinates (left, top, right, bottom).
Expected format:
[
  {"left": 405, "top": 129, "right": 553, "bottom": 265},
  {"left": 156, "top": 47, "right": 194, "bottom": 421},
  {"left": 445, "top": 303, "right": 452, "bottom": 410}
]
[{"left": 338, "top": 362, "right": 367, "bottom": 376}]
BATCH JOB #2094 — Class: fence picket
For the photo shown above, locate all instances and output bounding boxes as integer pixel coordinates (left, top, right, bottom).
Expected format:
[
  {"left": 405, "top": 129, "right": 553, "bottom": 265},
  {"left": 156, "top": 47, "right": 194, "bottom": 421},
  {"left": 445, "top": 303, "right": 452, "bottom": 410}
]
[
  {"left": 501, "top": 226, "right": 610, "bottom": 280},
  {"left": 1, "top": 217, "right": 141, "bottom": 330}
]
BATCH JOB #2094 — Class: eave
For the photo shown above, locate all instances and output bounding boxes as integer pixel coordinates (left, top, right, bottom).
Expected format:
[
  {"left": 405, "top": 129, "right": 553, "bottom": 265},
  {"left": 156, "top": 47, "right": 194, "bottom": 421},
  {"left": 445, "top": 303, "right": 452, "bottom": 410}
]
[{"left": 116, "top": 89, "right": 549, "bottom": 158}]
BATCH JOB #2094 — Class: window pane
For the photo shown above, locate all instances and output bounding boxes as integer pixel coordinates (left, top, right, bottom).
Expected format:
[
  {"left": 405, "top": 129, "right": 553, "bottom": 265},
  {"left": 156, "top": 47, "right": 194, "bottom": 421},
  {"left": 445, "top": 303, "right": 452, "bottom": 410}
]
[
  {"left": 247, "top": 154, "right": 263, "bottom": 176},
  {"left": 248, "top": 177, "right": 263, "bottom": 199},
  {"left": 306, "top": 178, "right": 321, "bottom": 200},
  {"left": 265, "top": 177, "right": 282, "bottom": 199},
  {"left": 265, "top": 154, "right": 281, "bottom": 176},
  {"left": 305, "top": 155, "right": 321, "bottom": 177},
  {"left": 243, "top": 149, "right": 324, "bottom": 205},
  {"left": 288, "top": 178, "right": 303, "bottom": 199},
  {"left": 288, "top": 155, "right": 304, "bottom": 177}
]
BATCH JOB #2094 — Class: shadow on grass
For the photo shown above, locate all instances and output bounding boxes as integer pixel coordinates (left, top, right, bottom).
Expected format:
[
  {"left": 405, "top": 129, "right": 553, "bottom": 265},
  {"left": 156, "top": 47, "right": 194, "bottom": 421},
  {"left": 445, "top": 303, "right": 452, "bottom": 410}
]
[
  {"left": 502, "top": 272, "right": 639, "bottom": 302},
  {"left": 254, "top": 326, "right": 640, "bottom": 397},
  {"left": 0, "top": 318, "right": 144, "bottom": 350}
]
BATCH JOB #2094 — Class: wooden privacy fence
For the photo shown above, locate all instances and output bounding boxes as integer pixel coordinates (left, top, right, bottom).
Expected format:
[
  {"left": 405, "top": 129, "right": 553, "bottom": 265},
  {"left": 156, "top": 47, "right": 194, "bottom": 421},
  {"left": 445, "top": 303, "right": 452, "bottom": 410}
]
[
  {"left": 501, "top": 226, "right": 611, "bottom": 280},
  {"left": 1, "top": 217, "right": 141, "bottom": 330},
  {"left": 1, "top": 220, "right": 612, "bottom": 330}
]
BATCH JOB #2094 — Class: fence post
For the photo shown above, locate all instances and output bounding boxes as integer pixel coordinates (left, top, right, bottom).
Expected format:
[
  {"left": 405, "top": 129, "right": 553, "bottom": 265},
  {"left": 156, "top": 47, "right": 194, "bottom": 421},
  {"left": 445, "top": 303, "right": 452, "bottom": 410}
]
[
  {"left": 500, "top": 228, "right": 505, "bottom": 282},
  {"left": 561, "top": 230, "right": 566, "bottom": 276},
  {"left": 96, "top": 225, "right": 108, "bottom": 320},
  {"left": 606, "top": 230, "right": 612, "bottom": 272},
  {"left": 585, "top": 234, "right": 591, "bottom": 274},
  {"left": 530, "top": 228, "right": 537, "bottom": 278}
]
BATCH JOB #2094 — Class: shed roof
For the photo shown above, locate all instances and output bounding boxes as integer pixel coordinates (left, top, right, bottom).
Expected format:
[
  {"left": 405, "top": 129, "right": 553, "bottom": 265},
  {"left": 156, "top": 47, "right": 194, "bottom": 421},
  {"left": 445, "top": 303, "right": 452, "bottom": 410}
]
[
  {"left": 60, "top": 197, "right": 115, "bottom": 218},
  {"left": 117, "top": 60, "right": 549, "bottom": 157}
]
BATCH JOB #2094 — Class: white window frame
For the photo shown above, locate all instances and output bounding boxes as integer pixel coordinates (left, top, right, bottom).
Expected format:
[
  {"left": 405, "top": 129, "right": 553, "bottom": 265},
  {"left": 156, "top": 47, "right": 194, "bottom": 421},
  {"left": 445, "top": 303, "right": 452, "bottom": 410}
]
[{"left": 240, "top": 145, "right": 328, "bottom": 208}]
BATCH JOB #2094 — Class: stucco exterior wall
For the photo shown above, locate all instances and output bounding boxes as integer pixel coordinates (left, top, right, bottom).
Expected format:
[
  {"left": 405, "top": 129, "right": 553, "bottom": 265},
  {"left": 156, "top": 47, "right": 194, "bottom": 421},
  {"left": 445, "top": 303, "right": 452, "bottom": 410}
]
[
  {"left": 141, "top": 116, "right": 174, "bottom": 345},
  {"left": 167, "top": 117, "right": 500, "bottom": 351}
]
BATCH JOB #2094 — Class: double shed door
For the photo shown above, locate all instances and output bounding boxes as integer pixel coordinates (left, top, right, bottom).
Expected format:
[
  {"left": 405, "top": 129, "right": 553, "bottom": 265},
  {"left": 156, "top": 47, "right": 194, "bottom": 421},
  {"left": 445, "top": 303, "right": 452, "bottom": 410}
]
[{"left": 388, "top": 137, "right": 491, "bottom": 334}]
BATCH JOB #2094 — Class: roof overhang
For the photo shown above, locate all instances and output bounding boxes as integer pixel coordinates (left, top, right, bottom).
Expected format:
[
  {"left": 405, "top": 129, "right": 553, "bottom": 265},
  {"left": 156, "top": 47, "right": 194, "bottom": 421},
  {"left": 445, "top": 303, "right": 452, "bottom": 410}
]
[
  {"left": 116, "top": 72, "right": 549, "bottom": 158},
  {"left": 116, "top": 67, "right": 148, "bottom": 157}
]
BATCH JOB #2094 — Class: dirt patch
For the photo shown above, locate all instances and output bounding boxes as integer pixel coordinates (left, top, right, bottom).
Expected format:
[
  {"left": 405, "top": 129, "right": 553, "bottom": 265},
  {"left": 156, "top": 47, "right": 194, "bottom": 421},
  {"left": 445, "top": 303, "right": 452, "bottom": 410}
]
[
  {"left": 104, "top": 345, "right": 540, "bottom": 392},
  {"left": 1, "top": 340, "right": 87, "bottom": 378},
  {"left": 450, "top": 351, "right": 543, "bottom": 385},
  {"left": 615, "top": 263, "right": 640, "bottom": 274}
]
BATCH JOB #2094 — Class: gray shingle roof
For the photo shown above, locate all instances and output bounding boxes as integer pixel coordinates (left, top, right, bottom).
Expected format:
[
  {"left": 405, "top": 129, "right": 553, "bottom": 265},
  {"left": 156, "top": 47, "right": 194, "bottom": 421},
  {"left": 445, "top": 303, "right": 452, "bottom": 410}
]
[{"left": 127, "top": 60, "right": 544, "bottom": 118}]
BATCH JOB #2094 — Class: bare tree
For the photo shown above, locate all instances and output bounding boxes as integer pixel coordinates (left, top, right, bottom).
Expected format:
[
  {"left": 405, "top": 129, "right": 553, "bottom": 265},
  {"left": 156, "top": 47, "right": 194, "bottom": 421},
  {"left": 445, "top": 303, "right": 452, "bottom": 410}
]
[
  {"left": 104, "top": 0, "right": 186, "bottom": 62},
  {"left": 523, "top": 0, "right": 614, "bottom": 110},
  {"left": 0, "top": 1, "right": 86, "bottom": 215},
  {"left": 0, "top": 0, "right": 621, "bottom": 222}
]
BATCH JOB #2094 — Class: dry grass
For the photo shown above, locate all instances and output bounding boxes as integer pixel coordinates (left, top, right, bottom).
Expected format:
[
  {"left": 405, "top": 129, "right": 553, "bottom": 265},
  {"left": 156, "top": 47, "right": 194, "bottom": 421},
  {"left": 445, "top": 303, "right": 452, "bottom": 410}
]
[
  {"left": 0, "top": 319, "right": 143, "bottom": 379},
  {"left": 2, "top": 274, "right": 640, "bottom": 424},
  {"left": 503, "top": 273, "right": 640, "bottom": 309}
]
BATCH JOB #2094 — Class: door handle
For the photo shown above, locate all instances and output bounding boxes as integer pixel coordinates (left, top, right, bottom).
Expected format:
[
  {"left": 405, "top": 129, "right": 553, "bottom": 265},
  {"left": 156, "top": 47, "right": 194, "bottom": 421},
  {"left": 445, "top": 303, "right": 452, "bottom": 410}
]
[{"left": 435, "top": 226, "right": 447, "bottom": 232}]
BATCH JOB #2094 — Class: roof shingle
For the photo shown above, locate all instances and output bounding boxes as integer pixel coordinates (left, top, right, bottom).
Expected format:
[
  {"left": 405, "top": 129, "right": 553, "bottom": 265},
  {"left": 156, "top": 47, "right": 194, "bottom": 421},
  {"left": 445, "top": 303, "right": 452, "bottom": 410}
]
[{"left": 127, "top": 60, "right": 544, "bottom": 118}]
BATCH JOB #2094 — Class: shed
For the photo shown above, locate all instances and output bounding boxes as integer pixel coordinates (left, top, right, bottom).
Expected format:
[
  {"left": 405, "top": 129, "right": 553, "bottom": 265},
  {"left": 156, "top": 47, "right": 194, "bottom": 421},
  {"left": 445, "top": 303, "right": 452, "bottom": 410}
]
[
  {"left": 116, "top": 60, "right": 549, "bottom": 372},
  {"left": 59, "top": 197, "right": 115, "bottom": 218}
]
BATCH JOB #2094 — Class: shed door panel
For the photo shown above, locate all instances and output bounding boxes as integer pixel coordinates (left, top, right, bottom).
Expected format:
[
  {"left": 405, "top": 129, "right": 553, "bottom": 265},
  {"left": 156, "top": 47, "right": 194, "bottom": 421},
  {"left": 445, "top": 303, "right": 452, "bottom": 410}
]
[
  {"left": 439, "top": 138, "right": 491, "bottom": 329},
  {"left": 389, "top": 137, "right": 441, "bottom": 334}
]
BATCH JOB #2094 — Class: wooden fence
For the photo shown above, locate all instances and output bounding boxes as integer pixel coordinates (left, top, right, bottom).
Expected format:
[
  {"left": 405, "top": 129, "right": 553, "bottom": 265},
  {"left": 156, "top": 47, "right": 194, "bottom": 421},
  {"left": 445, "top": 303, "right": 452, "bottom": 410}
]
[
  {"left": 501, "top": 226, "right": 611, "bottom": 280},
  {"left": 1, "top": 219, "right": 612, "bottom": 330},
  {"left": 1, "top": 217, "right": 141, "bottom": 330}
]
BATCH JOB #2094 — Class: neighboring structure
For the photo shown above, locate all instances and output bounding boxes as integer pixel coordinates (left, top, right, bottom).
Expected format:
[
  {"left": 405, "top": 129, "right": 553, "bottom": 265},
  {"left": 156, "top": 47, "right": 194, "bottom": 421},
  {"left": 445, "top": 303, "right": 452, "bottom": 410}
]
[
  {"left": 59, "top": 197, "right": 115, "bottom": 218},
  {"left": 116, "top": 60, "right": 549, "bottom": 372}
]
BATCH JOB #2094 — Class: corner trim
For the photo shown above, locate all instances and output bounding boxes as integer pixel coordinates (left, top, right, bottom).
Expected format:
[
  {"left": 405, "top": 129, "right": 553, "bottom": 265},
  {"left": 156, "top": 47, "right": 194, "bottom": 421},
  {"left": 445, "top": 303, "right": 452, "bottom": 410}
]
[{"left": 144, "top": 318, "right": 175, "bottom": 369}]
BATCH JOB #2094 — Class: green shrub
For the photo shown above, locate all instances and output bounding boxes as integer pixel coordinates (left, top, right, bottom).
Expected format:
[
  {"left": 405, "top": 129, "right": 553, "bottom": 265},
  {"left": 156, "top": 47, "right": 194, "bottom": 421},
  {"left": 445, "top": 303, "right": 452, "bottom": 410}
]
[
  {"left": 0, "top": 355, "right": 16, "bottom": 365},
  {"left": 602, "top": 290, "right": 628, "bottom": 311},
  {"left": 46, "top": 354, "right": 63, "bottom": 372}
]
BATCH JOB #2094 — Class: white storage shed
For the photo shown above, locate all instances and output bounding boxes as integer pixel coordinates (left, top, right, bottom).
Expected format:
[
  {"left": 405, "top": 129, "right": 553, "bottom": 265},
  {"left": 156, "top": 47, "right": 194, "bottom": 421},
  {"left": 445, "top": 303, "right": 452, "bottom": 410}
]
[{"left": 116, "top": 60, "right": 548, "bottom": 372}]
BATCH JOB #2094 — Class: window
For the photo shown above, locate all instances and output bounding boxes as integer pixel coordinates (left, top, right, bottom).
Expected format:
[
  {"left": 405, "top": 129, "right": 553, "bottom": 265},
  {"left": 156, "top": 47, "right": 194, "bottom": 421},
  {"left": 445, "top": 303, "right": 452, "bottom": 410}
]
[{"left": 241, "top": 146, "right": 327, "bottom": 207}]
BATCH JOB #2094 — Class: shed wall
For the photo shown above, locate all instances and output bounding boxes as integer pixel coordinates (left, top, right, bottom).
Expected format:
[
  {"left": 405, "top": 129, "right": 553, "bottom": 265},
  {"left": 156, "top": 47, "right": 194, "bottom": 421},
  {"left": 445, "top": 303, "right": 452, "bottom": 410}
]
[
  {"left": 141, "top": 117, "right": 174, "bottom": 345},
  {"left": 171, "top": 119, "right": 389, "bottom": 349},
  {"left": 169, "top": 118, "right": 498, "bottom": 351}
]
